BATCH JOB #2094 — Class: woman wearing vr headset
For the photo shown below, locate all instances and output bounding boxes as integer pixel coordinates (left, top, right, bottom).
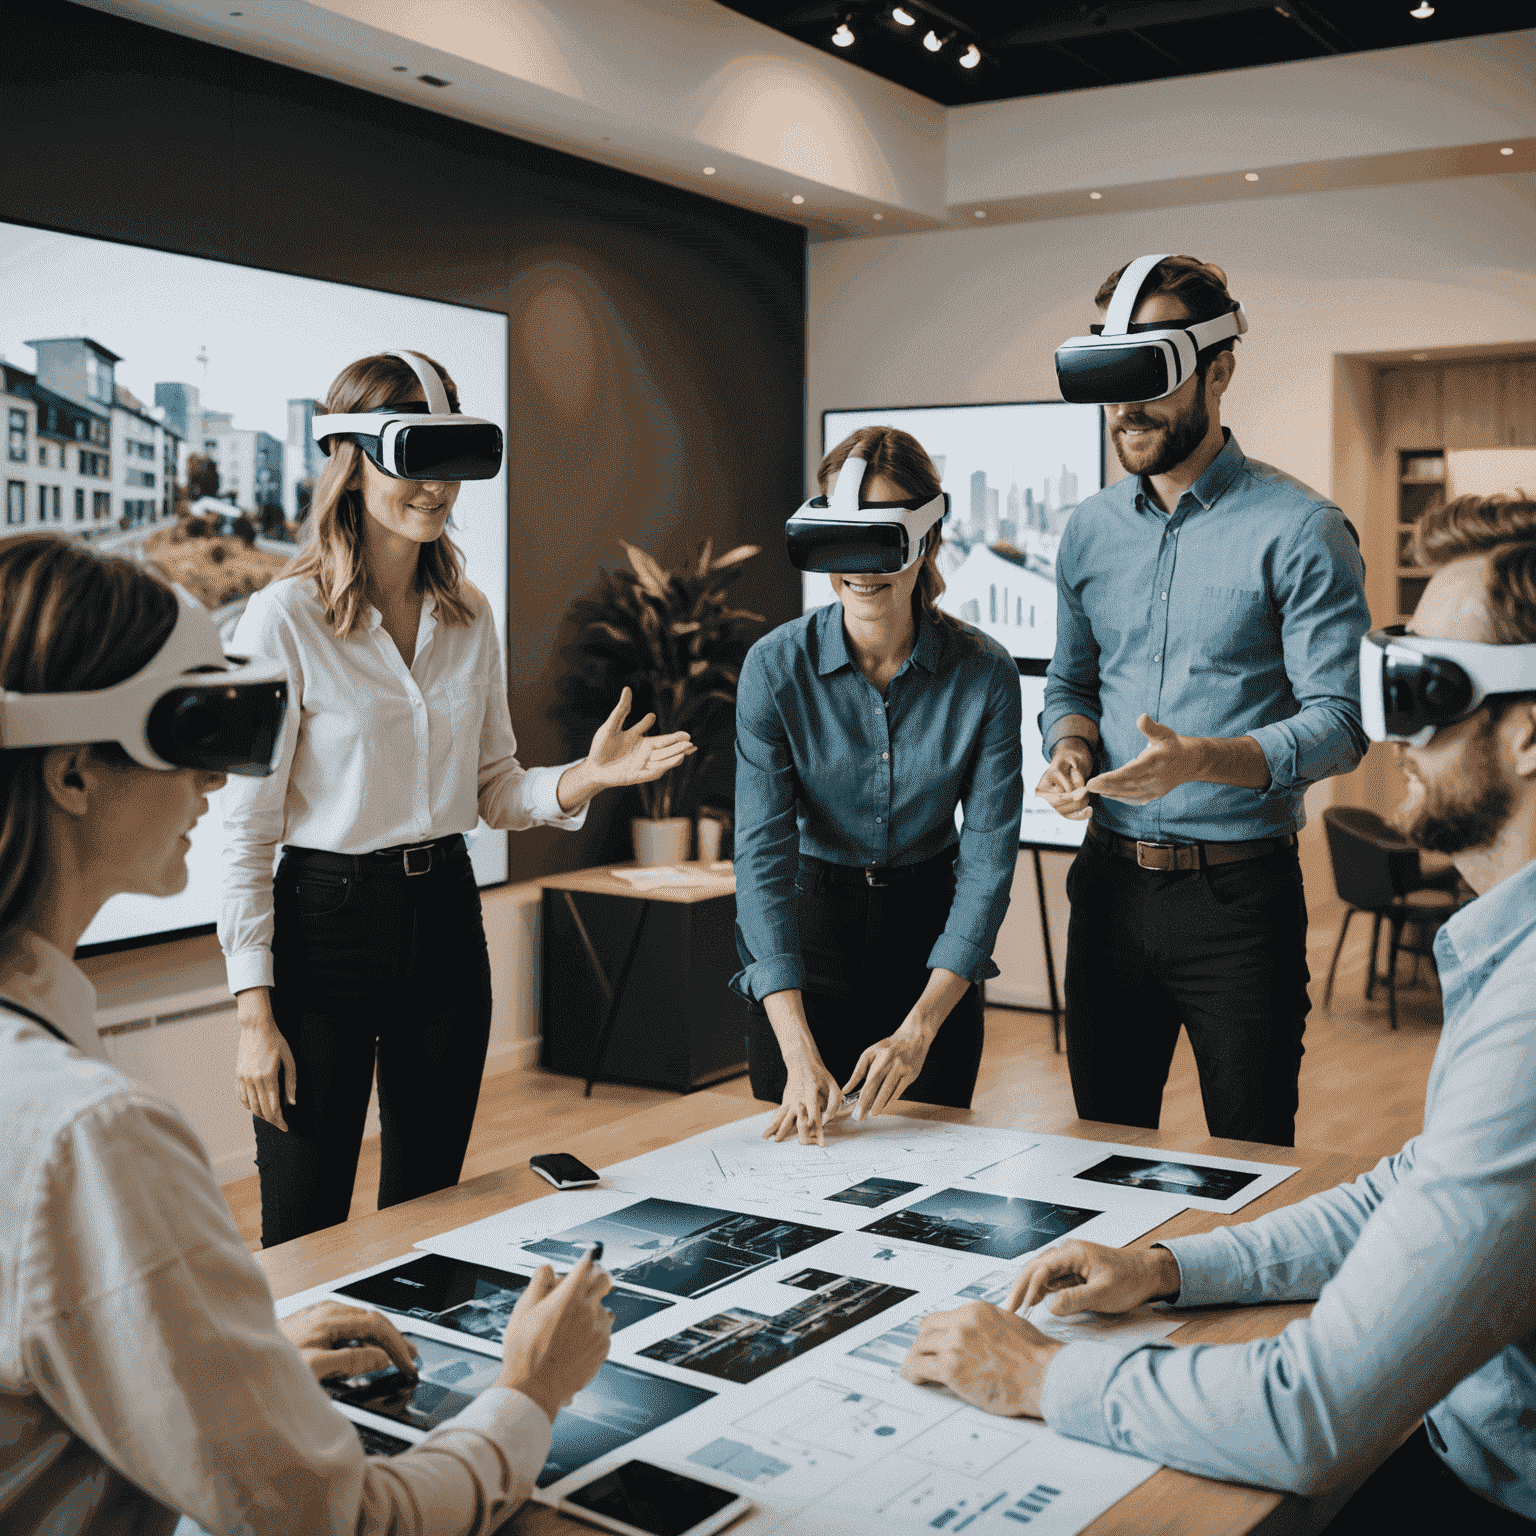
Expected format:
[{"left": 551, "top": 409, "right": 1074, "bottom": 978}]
[
  {"left": 734, "top": 427, "right": 1023, "bottom": 1144},
  {"left": 222, "top": 350, "right": 692, "bottom": 1246},
  {"left": 0, "top": 534, "right": 615, "bottom": 1535}
]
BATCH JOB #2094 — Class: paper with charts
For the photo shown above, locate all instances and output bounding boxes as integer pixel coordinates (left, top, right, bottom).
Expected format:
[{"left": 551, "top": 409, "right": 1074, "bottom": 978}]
[{"left": 280, "top": 1110, "right": 1302, "bottom": 1532}]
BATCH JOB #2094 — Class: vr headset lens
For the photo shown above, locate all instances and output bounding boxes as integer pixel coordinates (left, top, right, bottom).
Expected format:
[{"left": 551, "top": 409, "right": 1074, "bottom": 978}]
[
  {"left": 787, "top": 519, "right": 908, "bottom": 574},
  {"left": 388, "top": 421, "right": 503, "bottom": 481},
  {"left": 1055, "top": 340, "right": 1174, "bottom": 405},
  {"left": 145, "top": 678, "right": 289, "bottom": 776}
]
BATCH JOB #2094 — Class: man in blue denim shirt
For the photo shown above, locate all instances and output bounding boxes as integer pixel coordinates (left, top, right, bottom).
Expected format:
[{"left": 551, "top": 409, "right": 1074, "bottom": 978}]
[
  {"left": 903, "top": 495, "right": 1536, "bottom": 1530},
  {"left": 1039, "top": 256, "right": 1370, "bottom": 1145}
]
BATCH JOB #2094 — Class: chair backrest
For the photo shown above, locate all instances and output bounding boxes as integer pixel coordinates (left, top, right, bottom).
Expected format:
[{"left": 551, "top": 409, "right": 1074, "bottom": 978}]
[{"left": 1322, "top": 806, "right": 1421, "bottom": 909}]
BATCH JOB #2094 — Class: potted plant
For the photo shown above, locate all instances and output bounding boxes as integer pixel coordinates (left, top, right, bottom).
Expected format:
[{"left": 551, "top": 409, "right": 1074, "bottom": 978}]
[{"left": 555, "top": 539, "right": 762, "bottom": 866}]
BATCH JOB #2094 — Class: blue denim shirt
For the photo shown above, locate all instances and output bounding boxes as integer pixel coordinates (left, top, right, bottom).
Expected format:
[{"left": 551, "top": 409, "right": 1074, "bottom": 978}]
[
  {"left": 731, "top": 602, "right": 1023, "bottom": 1004},
  {"left": 1042, "top": 854, "right": 1536, "bottom": 1513},
  {"left": 1041, "top": 432, "right": 1370, "bottom": 841}
]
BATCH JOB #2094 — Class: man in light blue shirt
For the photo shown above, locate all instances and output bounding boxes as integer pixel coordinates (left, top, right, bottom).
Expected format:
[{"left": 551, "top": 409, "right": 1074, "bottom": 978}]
[
  {"left": 1039, "top": 255, "right": 1370, "bottom": 1145},
  {"left": 903, "top": 494, "right": 1536, "bottom": 1528}
]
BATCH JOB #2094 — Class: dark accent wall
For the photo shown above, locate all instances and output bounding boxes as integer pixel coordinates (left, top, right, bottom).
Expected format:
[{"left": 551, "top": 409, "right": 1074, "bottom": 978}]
[{"left": 0, "top": 0, "right": 805, "bottom": 883}]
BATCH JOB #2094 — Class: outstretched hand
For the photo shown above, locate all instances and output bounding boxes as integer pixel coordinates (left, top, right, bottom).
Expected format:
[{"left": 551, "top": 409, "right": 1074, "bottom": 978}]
[
  {"left": 1085, "top": 714, "right": 1201, "bottom": 804},
  {"left": 586, "top": 687, "right": 695, "bottom": 789}
]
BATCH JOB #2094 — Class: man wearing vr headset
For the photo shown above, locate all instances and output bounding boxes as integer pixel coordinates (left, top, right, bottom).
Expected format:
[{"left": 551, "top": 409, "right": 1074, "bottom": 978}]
[
  {"left": 1039, "top": 254, "right": 1371, "bottom": 1146},
  {"left": 901, "top": 493, "right": 1536, "bottom": 1530}
]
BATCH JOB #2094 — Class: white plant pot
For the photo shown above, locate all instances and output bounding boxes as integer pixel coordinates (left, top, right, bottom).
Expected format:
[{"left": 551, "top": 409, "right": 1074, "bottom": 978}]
[{"left": 632, "top": 816, "right": 692, "bottom": 867}]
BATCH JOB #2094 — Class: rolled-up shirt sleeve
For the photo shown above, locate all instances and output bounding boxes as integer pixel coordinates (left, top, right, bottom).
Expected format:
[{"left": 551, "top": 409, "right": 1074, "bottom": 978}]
[
  {"left": 1041, "top": 522, "right": 1102, "bottom": 758},
  {"left": 927, "top": 657, "right": 1022, "bottom": 981},
  {"left": 23, "top": 1088, "right": 552, "bottom": 1535},
  {"left": 1245, "top": 505, "right": 1370, "bottom": 800},
  {"left": 219, "top": 598, "right": 304, "bottom": 996},
  {"left": 731, "top": 646, "right": 804, "bottom": 1003}
]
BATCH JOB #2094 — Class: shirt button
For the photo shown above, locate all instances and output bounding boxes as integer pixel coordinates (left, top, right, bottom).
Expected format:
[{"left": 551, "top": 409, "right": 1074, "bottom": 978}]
[
  {"left": 875, "top": 816, "right": 882, "bottom": 823},
  {"left": 1161, "top": 592, "right": 1167, "bottom": 600},
  {"left": 882, "top": 752, "right": 889, "bottom": 760},
  {"left": 1154, "top": 652, "right": 1162, "bottom": 661}
]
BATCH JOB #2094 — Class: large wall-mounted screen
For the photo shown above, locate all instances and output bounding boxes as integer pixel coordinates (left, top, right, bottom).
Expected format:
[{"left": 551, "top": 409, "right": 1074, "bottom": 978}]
[
  {"left": 812, "top": 403, "right": 1104, "bottom": 850},
  {"left": 1, "top": 218, "right": 510, "bottom": 951}
]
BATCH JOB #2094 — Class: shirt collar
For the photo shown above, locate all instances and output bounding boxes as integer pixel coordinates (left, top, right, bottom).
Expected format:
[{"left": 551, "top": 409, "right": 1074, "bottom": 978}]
[
  {"left": 814, "top": 599, "right": 938, "bottom": 676},
  {"left": 1135, "top": 429, "right": 1246, "bottom": 515},
  {"left": 1436, "top": 855, "right": 1536, "bottom": 983},
  {"left": 0, "top": 930, "right": 103, "bottom": 1061}
]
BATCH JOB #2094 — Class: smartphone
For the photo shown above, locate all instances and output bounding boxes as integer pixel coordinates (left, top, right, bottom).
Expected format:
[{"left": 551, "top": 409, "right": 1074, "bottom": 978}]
[
  {"left": 531, "top": 1152, "right": 602, "bottom": 1189},
  {"left": 558, "top": 1460, "right": 751, "bottom": 1536},
  {"left": 323, "top": 1332, "right": 503, "bottom": 1432}
]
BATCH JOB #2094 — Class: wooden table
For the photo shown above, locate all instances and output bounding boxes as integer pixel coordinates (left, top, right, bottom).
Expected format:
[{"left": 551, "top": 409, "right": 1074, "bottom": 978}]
[{"left": 256, "top": 1094, "right": 1374, "bottom": 1535}]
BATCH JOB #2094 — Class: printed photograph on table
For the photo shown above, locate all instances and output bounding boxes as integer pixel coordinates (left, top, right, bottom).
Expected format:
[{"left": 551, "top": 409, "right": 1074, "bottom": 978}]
[
  {"left": 0, "top": 217, "right": 513, "bottom": 952},
  {"left": 861, "top": 1188, "right": 1099, "bottom": 1260},
  {"left": 1074, "top": 1155, "right": 1260, "bottom": 1202},
  {"left": 825, "top": 1177, "right": 922, "bottom": 1209},
  {"left": 638, "top": 1271, "right": 917, "bottom": 1384},
  {"left": 524, "top": 1198, "right": 836, "bottom": 1300},
  {"left": 537, "top": 1362, "right": 716, "bottom": 1489},
  {"left": 336, "top": 1252, "right": 673, "bottom": 1340}
]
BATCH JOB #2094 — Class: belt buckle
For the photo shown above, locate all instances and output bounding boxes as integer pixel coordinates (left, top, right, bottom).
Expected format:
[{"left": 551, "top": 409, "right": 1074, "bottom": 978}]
[
  {"left": 402, "top": 843, "right": 434, "bottom": 877},
  {"left": 1135, "top": 840, "right": 1175, "bottom": 871},
  {"left": 865, "top": 865, "right": 890, "bottom": 888}
]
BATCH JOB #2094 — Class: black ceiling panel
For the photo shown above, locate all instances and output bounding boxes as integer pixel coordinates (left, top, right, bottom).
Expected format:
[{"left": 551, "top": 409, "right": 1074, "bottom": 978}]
[{"left": 715, "top": 2, "right": 1529, "bottom": 106}]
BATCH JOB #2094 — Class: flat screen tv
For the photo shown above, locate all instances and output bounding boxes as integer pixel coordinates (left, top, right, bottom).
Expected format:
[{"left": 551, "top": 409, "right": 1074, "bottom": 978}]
[
  {"left": 813, "top": 403, "right": 1105, "bottom": 851},
  {"left": 0, "top": 217, "right": 510, "bottom": 952}
]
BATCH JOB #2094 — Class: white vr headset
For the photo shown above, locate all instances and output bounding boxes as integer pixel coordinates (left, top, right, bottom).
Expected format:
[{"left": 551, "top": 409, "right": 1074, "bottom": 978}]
[
  {"left": 1055, "top": 252, "right": 1249, "bottom": 404},
  {"left": 312, "top": 350, "right": 503, "bottom": 481},
  {"left": 785, "top": 456, "right": 950, "bottom": 575},
  {"left": 0, "top": 586, "right": 289, "bottom": 775},
  {"left": 1361, "top": 626, "right": 1536, "bottom": 745}
]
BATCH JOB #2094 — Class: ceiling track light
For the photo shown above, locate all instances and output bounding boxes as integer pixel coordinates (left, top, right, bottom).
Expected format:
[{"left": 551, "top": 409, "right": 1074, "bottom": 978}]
[
  {"left": 832, "top": 16, "right": 855, "bottom": 47},
  {"left": 922, "top": 28, "right": 950, "bottom": 53},
  {"left": 892, "top": 5, "right": 916, "bottom": 24},
  {"left": 959, "top": 43, "right": 981, "bottom": 68},
  {"left": 1409, "top": 1, "right": 1434, "bottom": 15}
]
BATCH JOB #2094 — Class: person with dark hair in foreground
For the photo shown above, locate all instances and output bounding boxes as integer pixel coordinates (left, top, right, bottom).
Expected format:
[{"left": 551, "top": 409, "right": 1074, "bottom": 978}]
[
  {"left": 904, "top": 495, "right": 1536, "bottom": 1528},
  {"left": 0, "top": 534, "right": 614, "bottom": 1535},
  {"left": 1039, "top": 254, "right": 1372, "bottom": 1146}
]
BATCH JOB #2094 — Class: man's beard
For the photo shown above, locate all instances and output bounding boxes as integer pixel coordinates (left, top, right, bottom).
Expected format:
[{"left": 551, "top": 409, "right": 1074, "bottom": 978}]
[
  {"left": 1111, "top": 372, "right": 1211, "bottom": 477},
  {"left": 1394, "top": 711, "right": 1514, "bottom": 854}
]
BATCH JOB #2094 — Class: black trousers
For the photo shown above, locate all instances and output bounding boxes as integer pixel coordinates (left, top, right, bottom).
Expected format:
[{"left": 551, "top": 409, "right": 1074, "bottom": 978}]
[
  {"left": 255, "top": 842, "right": 493, "bottom": 1248},
  {"left": 1062, "top": 834, "right": 1310, "bottom": 1146},
  {"left": 1323, "top": 1426, "right": 1534, "bottom": 1531},
  {"left": 746, "top": 853, "right": 985, "bottom": 1111}
]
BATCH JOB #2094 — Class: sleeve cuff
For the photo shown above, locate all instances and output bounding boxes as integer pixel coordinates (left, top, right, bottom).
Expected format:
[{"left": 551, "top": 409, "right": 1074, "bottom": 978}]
[
  {"left": 1155, "top": 1232, "right": 1246, "bottom": 1307},
  {"left": 730, "top": 952, "right": 805, "bottom": 1004},
  {"left": 926, "top": 933, "right": 999, "bottom": 985},
  {"left": 1040, "top": 1340, "right": 1159, "bottom": 1447},
  {"left": 1041, "top": 712, "right": 1099, "bottom": 760},
  {"left": 432, "top": 1386, "right": 552, "bottom": 1482},
  {"left": 522, "top": 761, "right": 589, "bottom": 829},
  {"left": 225, "top": 948, "right": 274, "bottom": 994},
  {"left": 1246, "top": 722, "right": 1299, "bottom": 801}
]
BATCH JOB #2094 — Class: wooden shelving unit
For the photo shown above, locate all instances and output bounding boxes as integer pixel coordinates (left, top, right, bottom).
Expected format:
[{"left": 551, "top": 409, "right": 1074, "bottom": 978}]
[{"left": 1396, "top": 448, "right": 1445, "bottom": 618}]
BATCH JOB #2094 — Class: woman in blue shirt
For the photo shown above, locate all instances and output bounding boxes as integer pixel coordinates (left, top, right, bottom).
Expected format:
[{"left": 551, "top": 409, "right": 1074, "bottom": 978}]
[{"left": 733, "top": 426, "right": 1023, "bottom": 1144}]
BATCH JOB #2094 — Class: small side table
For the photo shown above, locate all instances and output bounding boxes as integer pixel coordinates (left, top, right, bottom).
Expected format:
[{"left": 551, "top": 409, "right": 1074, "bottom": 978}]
[{"left": 538, "top": 863, "right": 750, "bottom": 1095}]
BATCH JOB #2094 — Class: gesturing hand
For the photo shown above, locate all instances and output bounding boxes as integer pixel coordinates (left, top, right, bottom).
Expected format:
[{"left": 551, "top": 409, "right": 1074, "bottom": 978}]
[
  {"left": 499, "top": 1249, "right": 614, "bottom": 1424},
  {"left": 279, "top": 1300, "right": 420, "bottom": 1384},
  {"left": 1085, "top": 714, "right": 1201, "bottom": 804},
  {"left": 843, "top": 1025, "right": 932, "bottom": 1121},
  {"left": 901, "top": 1302, "right": 1062, "bottom": 1418},
  {"left": 1005, "top": 1239, "right": 1182, "bottom": 1316},
  {"left": 586, "top": 687, "right": 695, "bottom": 790},
  {"left": 1035, "top": 738, "right": 1093, "bottom": 821}
]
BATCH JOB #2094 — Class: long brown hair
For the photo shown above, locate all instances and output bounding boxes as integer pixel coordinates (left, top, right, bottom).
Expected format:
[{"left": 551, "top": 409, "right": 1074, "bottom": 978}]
[
  {"left": 816, "top": 426, "right": 964, "bottom": 634},
  {"left": 0, "top": 534, "right": 178, "bottom": 954},
  {"left": 286, "top": 350, "right": 476, "bottom": 637}
]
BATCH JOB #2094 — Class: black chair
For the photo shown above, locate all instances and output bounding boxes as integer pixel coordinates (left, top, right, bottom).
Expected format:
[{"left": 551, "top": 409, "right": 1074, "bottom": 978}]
[{"left": 1321, "top": 807, "right": 1463, "bottom": 1030}]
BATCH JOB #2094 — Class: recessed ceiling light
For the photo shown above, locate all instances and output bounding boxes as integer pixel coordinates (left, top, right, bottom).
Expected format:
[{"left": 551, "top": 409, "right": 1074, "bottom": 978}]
[
  {"left": 892, "top": 6, "right": 916, "bottom": 24},
  {"left": 973, "top": 209, "right": 987, "bottom": 219},
  {"left": 1500, "top": 146, "right": 1514, "bottom": 155},
  {"left": 792, "top": 194, "right": 805, "bottom": 205},
  {"left": 1410, "top": 2, "right": 1434, "bottom": 17},
  {"left": 1245, "top": 172, "right": 1260, "bottom": 181},
  {"left": 703, "top": 166, "right": 716, "bottom": 175},
  {"left": 1089, "top": 191, "right": 1103, "bottom": 200}
]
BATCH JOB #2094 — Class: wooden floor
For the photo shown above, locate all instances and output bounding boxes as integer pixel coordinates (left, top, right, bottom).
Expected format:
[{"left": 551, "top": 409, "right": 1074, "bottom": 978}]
[{"left": 222, "top": 896, "right": 1444, "bottom": 1250}]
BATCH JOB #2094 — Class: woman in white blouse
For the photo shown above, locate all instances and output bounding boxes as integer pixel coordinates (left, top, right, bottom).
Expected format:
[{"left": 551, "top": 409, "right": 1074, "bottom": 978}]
[
  {"left": 0, "top": 532, "right": 613, "bottom": 1535},
  {"left": 223, "top": 349, "right": 690, "bottom": 1246}
]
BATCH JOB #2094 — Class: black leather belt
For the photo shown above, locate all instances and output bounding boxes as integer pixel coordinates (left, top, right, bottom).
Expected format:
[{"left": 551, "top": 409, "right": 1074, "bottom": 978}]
[
  {"left": 800, "top": 845, "right": 959, "bottom": 890},
  {"left": 1086, "top": 819, "right": 1295, "bottom": 871},
  {"left": 282, "top": 833, "right": 467, "bottom": 879}
]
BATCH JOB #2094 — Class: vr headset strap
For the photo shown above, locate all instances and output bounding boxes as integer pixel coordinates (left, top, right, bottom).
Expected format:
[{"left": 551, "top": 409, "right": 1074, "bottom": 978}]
[
  {"left": 829, "top": 455, "right": 867, "bottom": 517},
  {"left": 1103, "top": 253, "right": 1171, "bottom": 336},
  {"left": 387, "top": 350, "right": 452, "bottom": 415}
]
